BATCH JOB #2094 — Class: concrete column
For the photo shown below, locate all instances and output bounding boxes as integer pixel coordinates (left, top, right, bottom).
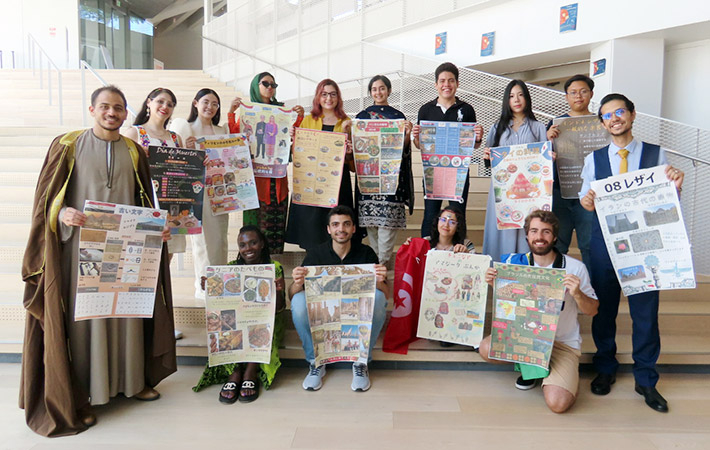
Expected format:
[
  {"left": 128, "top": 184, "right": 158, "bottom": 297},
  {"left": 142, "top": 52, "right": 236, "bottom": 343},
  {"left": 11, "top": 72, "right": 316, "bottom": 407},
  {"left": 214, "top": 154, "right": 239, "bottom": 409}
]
[{"left": 204, "top": 0, "right": 213, "bottom": 24}]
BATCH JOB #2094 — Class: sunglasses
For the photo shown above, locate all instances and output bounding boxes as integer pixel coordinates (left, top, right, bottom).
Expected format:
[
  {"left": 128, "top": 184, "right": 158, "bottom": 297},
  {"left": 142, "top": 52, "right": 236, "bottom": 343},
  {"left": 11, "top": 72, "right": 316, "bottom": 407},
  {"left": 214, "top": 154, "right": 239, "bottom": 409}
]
[
  {"left": 261, "top": 81, "right": 278, "bottom": 89},
  {"left": 601, "top": 108, "right": 627, "bottom": 121}
]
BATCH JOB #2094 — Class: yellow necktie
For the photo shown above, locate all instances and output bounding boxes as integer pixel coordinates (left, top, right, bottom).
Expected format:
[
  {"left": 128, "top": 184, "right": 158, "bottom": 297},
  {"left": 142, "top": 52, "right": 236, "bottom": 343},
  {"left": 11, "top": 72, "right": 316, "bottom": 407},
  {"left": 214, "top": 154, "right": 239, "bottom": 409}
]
[{"left": 618, "top": 148, "right": 629, "bottom": 174}]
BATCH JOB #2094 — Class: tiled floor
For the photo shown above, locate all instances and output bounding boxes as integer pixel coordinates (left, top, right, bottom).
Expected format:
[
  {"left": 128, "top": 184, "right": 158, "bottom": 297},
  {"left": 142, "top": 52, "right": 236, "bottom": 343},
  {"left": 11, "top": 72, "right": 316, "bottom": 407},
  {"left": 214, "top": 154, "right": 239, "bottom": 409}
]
[{"left": 2, "top": 363, "right": 709, "bottom": 449}]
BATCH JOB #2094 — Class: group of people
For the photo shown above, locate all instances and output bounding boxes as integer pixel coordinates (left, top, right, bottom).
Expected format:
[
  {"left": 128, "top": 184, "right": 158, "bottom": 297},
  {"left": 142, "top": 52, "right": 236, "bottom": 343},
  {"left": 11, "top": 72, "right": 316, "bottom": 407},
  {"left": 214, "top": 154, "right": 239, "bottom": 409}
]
[{"left": 20, "top": 62, "right": 685, "bottom": 437}]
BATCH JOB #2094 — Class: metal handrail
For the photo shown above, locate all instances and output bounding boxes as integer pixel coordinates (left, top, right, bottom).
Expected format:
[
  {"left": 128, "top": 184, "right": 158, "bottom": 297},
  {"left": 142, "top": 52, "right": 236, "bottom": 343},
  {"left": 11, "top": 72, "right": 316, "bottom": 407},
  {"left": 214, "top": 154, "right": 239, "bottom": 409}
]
[
  {"left": 27, "top": 34, "right": 63, "bottom": 125},
  {"left": 80, "top": 60, "right": 137, "bottom": 126}
]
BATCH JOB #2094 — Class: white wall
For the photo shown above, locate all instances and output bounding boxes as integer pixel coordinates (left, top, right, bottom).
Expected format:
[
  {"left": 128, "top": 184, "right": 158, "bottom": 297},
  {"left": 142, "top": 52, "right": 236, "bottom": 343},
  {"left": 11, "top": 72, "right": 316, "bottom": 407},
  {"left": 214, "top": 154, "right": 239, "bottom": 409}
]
[
  {"left": 154, "top": 22, "right": 203, "bottom": 70},
  {"left": 662, "top": 40, "right": 710, "bottom": 131}
]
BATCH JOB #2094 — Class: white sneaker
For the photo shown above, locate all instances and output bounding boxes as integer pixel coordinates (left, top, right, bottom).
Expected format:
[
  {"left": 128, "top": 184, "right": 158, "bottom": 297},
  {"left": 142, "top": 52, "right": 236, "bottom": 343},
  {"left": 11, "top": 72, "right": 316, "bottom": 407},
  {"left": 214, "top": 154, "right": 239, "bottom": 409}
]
[
  {"left": 351, "top": 363, "right": 371, "bottom": 392},
  {"left": 174, "top": 329, "right": 184, "bottom": 340},
  {"left": 303, "top": 364, "right": 326, "bottom": 391}
]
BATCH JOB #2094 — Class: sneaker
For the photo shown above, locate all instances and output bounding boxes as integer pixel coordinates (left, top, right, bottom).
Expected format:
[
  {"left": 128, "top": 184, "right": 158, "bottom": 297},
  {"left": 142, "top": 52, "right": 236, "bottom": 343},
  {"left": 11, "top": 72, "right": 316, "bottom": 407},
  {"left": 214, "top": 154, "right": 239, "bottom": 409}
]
[
  {"left": 174, "top": 329, "right": 184, "bottom": 340},
  {"left": 302, "top": 364, "right": 326, "bottom": 391},
  {"left": 351, "top": 363, "right": 371, "bottom": 392},
  {"left": 515, "top": 376, "right": 540, "bottom": 391}
]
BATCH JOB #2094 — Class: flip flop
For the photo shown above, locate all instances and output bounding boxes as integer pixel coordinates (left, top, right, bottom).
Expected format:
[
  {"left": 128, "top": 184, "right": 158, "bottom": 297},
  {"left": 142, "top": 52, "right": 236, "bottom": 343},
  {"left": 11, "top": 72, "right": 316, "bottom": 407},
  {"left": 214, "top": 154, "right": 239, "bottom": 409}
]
[
  {"left": 219, "top": 381, "right": 239, "bottom": 404},
  {"left": 238, "top": 380, "right": 259, "bottom": 403}
]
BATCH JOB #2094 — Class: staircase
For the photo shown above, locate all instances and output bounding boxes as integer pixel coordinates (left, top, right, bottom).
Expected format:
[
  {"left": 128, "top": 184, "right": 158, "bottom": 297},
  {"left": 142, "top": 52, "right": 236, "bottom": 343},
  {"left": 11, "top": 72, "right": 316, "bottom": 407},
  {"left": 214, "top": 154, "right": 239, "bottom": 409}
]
[{"left": 0, "top": 68, "right": 708, "bottom": 367}]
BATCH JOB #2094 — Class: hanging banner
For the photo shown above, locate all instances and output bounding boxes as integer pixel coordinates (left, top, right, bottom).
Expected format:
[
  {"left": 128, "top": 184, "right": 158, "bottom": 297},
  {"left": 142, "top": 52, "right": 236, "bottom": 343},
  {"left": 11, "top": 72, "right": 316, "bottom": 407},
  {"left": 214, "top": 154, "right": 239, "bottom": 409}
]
[
  {"left": 239, "top": 102, "right": 298, "bottom": 178},
  {"left": 292, "top": 128, "right": 347, "bottom": 208},
  {"left": 420, "top": 120, "right": 476, "bottom": 202},
  {"left": 352, "top": 119, "right": 405, "bottom": 195},
  {"left": 481, "top": 32, "right": 495, "bottom": 57},
  {"left": 559, "top": 3, "right": 578, "bottom": 33}
]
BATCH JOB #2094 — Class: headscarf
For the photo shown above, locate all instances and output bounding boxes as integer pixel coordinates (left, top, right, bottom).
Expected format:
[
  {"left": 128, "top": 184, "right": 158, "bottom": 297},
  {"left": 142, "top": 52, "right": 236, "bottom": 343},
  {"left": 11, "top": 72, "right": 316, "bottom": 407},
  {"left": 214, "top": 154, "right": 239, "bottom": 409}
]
[{"left": 249, "top": 72, "right": 284, "bottom": 106}]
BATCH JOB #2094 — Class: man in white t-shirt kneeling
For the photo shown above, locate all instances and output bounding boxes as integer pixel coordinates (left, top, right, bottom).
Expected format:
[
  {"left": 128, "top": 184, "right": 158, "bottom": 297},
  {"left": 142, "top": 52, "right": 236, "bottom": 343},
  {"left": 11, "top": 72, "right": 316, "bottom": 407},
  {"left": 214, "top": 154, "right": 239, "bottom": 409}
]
[{"left": 478, "top": 210, "right": 599, "bottom": 413}]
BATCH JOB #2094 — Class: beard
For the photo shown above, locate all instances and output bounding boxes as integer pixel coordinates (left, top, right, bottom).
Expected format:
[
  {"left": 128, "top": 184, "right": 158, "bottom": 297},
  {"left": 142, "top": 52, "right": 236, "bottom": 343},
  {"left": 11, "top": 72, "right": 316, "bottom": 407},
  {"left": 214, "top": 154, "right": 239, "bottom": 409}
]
[{"left": 528, "top": 239, "right": 555, "bottom": 256}]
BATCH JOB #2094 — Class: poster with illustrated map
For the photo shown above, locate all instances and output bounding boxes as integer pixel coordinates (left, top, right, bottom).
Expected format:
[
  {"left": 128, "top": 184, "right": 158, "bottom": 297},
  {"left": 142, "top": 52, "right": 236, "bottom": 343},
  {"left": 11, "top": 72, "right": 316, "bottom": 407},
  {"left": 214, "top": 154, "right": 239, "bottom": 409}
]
[
  {"left": 419, "top": 121, "right": 476, "bottom": 202},
  {"left": 292, "top": 128, "right": 347, "bottom": 208},
  {"left": 490, "top": 141, "right": 554, "bottom": 229},
  {"left": 304, "top": 265, "right": 377, "bottom": 366},
  {"left": 352, "top": 119, "right": 405, "bottom": 195},
  {"left": 74, "top": 200, "right": 166, "bottom": 321},
  {"left": 489, "top": 263, "right": 565, "bottom": 370},
  {"left": 417, "top": 251, "right": 491, "bottom": 347},
  {"left": 238, "top": 102, "right": 298, "bottom": 178},
  {"left": 591, "top": 165, "right": 695, "bottom": 295},
  {"left": 204, "top": 264, "right": 276, "bottom": 366}
]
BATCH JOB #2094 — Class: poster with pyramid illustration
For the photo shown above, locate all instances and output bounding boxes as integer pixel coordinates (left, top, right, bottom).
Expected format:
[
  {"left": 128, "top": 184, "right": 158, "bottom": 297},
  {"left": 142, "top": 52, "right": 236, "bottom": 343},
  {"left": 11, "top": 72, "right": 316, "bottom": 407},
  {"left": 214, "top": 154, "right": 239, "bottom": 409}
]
[{"left": 490, "top": 141, "right": 554, "bottom": 229}]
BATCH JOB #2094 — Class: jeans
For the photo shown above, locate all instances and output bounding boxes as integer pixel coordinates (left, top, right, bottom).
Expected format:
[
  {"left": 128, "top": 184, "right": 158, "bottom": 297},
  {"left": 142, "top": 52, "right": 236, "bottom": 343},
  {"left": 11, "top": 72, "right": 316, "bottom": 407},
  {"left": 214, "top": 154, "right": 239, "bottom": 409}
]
[
  {"left": 291, "top": 289, "right": 387, "bottom": 365},
  {"left": 552, "top": 187, "right": 593, "bottom": 273},
  {"left": 421, "top": 175, "right": 470, "bottom": 238}
]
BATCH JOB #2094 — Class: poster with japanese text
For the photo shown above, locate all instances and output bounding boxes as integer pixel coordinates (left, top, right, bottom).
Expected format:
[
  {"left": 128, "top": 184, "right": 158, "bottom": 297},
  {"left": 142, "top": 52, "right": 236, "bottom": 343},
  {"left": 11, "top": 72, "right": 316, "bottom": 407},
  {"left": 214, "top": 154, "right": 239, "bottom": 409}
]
[
  {"left": 559, "top": 3, "right": 578, "bottom": 33},
  {"left": 591, "top": 165, "right": 695, "bottom": 295},
  {"left": 196, "top": 134, "right": 259, "bottom": 215},
  {"left": 481, "top": 32, "right": 495, "bottom": 57},
  {"left": 292, "top": 128, "right": 347, "bottom": 208},
  {"left": 204, "top": 264, "right": 276, "bottom": 366},
  {"left": 353, "top": 119, "right": 405, "bottom": 195},
  {"left": 489, "top": 263, "right": 565, "bottom": 369},
  {"left": 148, "top": 146, "right": 205, "bottom": 235},
  {"left": 239, "top": 102, "right": 298, "bottom": 178},
  {"left": 552, "top": 116, "right": 610, "bottom": 198},
  {"left": 74, "top": 200, "right": 166, "bottom": 321},
  {"left": 304, "top": 265, "right": 377, "bottom": 366},
  {"left": 417, "top": 251, "right": 491, "bottom": 347},
  {"left": 491, "top": 141, "right": 554, "bottom": 229},
  {"left": 420, "top": 121, "right": 476, "bottom": 202}
]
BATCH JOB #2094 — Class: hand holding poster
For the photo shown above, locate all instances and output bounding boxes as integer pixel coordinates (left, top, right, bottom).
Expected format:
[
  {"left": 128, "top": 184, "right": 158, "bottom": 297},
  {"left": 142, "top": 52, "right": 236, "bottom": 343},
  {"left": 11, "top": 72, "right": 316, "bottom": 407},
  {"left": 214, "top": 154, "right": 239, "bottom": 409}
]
[
  {"left": 148, "top": 146, "right": 205, "bottom": 235},
  {"left": 552, "top": 116, "right": 610, "bottom": 198},
  {"left": 75, "top": 200, "right": 166, "bottom": 321},
  {"left": 590, "top": 165, "right": 695, "bottom": 294},
  {"left": 292, "top": 128, "right": 347, "bottom": 208},
  {"left": 196, "top": 134, "right": 259, "bottom": 215},
  {"left": 239, "top": 102, "right": 298, "bottom": 178},
  {"left": 304, "top": 264, "right": 377, "bottom": 366},
  {"left": 417, "top": 251, "right": 491, "bottom": 347},
  {"left": 420, "top": 121, "right": 476, "bottom": 202},
  {"left": 490, "top": 141, "right": 554, "bottom": 229},
  {"left": 489, "top": 263, "right": 565, "bottom": 369},
  {"left": 204, "top": 264, "right": 277, "bottom": 366},
  {"left": 352, "top": 119, "right": 405, "bottom": 195}
]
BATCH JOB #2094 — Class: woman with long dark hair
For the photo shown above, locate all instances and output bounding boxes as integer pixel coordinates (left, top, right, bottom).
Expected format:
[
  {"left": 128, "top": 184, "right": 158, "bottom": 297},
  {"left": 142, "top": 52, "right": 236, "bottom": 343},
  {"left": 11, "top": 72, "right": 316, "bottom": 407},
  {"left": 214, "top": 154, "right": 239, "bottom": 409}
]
[
  {"left": 426, "top": 205, "right": 475, "bottom": 253},
  {"left": 482, "top": 79, "right": 547, "bottom": 261}
]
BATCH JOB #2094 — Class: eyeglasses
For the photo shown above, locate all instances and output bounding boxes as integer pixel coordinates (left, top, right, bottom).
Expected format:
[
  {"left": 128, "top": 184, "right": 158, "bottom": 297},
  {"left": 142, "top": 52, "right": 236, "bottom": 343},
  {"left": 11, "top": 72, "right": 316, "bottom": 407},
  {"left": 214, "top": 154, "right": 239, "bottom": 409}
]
[
  {"left": 438, "top": 217, "right": 458, "bottom": 227},
  {"left": 321, "top": 91, "right": 338, "bottom": 99},
  {"left": 601, "top": 108, "right": 628, "bottom": 121},
  {"left": 198, "top": 99, "right": 220, "bottom": 108},
  {"left": 566, "top": 88, "right": 590, "bottom": 98},
  {"left": 261, "top": 81, "right": 278, "bottom": 89}
]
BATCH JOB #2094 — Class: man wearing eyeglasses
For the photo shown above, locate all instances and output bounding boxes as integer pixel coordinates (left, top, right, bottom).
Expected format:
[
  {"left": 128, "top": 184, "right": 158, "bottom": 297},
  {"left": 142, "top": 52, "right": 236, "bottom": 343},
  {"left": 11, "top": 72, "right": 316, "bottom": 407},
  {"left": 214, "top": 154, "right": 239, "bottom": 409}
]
[{"left": 579, "top": 93, "right": 684, "bottom": 413}]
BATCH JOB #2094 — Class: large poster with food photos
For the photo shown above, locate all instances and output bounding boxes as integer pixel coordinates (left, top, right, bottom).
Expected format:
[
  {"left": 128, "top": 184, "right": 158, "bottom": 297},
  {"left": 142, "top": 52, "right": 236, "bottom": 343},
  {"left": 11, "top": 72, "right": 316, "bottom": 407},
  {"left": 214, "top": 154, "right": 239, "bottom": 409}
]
[
  {"left": 489, "top": 263, "right": 565, "bottom": 370},
  {"left": 204, "top": 264, "right": 277, "bottom": 366},
  {"left": 491, "top": 141, "right": 554, "bottom": 229},
  {"left": 590, "top": 165, "right": 695, "bottom": 295},
  {"left": 238, "top": 102, "right": 298, "bottom": 178},
  {"left": 292, "top": 128, "right": 347, "bottom": 208},
  {"left": 196, "top": 134, "right": 259, "bottom": 215},
  {"left": 417, "top": 251, "right": 491, "bottom": 347},
  {"left": 419, "top": 121, "right": 476, "bottom": 202},
  {"left": 148, "top": 145, "right": 205, "bottom": 235},
  {"left": 352, "top": 119, "right": 405, "bottom": 195},
  {"left": 552, "top": 115, "right": 610, "bottom": 199},
  {"left": 74, "top": 200, "right": 166, "bottom": 321},
  {"left": 304, "top": 265, "right": 377, "bottom": 366}
]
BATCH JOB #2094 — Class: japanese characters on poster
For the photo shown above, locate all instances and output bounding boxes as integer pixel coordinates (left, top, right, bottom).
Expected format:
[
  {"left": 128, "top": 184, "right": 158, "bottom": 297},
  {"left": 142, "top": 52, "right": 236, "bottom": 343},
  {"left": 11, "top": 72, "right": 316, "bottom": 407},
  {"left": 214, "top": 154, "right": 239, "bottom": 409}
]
[
  {"left": 559, "top": 3, "right": 578, "bottom": 33},
  {"left": 304, "top": 265, "right": 377, "bottom": 366},
  {"left": 148, "top": 146, "right": 205, "bottom": 235},
  {"left": 238, "top": 102, "right": 298, "bottom": 178},
  {"left": 352, "top": 119, "right": 405, "bottom": 195},
  {"left": 74, "top": 200, "right": 166, "bottom": 321},
  {"left": 292, "top": 128, "right": 347, "bottom": 208},
  {"left": 590, "top": 165, "right": 696, "bottom": 295},
  {"left": 552, "top": 116, "right": 610, "bottom": 199},
  {"left": 204, "top": 264, "right": 277, "bottom": 366},
  {"left": 489, "top": 263, "right": 566, "bottom": 369},
  {"left": 420, "top": 120, "right": 476, "bottom": 202},
  {"left": 417, "top": 251, "right": 491, "bottom": 347},
  {"left": 196, "top": 134, "right": 259, "bottom": 215},
  {"left": 491, "top": 141, "right": 554, "bottom": 229}
]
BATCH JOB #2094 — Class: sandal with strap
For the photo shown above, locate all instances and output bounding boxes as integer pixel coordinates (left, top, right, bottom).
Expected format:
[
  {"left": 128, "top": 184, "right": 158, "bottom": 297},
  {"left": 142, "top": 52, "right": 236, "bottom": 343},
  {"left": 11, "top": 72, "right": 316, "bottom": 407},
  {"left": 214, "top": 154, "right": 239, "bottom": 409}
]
[
  {"left": 219, "top": 381, "right": 239, "bottom": 404},
  {"left": 238, "top": 380, "right": 259, "bottom": 403}
]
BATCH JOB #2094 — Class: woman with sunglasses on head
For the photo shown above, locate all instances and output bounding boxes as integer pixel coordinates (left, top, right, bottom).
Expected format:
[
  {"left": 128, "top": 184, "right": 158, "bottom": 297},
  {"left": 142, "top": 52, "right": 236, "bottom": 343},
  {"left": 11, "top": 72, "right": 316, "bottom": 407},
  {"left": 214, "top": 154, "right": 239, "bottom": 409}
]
[
  {"left": 426, "top": 206, "right": 475, "bottom": 253},
  {"left": 482, "top": 79, "right": 547, "bottom": 262},
  {"left": 227, "top": 72, "right": 304, "bottom": 255},
  {"left": 354, "top": 75, "right": 414, "bottom": 266}
]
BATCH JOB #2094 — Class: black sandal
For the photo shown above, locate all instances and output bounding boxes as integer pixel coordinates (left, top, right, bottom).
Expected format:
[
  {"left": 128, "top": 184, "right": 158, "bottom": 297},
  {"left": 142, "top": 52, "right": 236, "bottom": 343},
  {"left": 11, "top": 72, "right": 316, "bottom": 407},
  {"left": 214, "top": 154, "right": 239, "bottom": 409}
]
[
  {"left": 238, "top": 380, "right": 259, "bottom": 403},
  {"left": 219, "top": 381, "right": 239, "bottom": 404}
]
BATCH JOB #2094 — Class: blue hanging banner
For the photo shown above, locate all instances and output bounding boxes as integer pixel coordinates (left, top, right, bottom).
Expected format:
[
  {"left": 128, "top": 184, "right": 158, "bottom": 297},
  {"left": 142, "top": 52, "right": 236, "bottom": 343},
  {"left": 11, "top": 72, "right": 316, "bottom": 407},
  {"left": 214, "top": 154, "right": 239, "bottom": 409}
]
[
  {"left": 559, "top": 3, "right": 578, "bottom": 33},
  {"left": 480, "top": 32, "right": 495, "bottom": 57},
  {"left": 435, "top": 32, "right": 447, "bottom": 55}
]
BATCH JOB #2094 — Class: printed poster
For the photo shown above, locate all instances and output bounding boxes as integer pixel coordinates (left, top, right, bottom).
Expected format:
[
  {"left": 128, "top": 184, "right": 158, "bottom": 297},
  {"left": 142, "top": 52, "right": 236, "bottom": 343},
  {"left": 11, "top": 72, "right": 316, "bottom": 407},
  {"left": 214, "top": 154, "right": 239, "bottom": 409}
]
[
  {"left": 559, "top": 3, "right": 578, "bottom": 33},
  {"left": 304, "top": 265, "right": 377, "bottom": 366},
  {"left": 591, "top": 165, "right": 695, "bottom": 295},
  {"left": 196, "top": 134, "right": 259, "bottom": 215},
  {"left": 204, "top": 264, "right": 277, "bottom": 366},
  {"left": 148, "top": 145, "right": 205, "bottom": 235},
  {"left": 417, "top": 251, "right": 491, "bottom": 347},
  {"left": 481, "top": 32, "right": 495, "bottom": 57},
  {"left": 352, "top": 119, "right": 405, "bottom": 195},
  {"left": 74, "top": 200, "right": 166, "bottom": 321},
  {"left": 435, "top": 32, "right": 447, "bottom": 55},
  {"left": 593, "top": 58, "right": 606, "bottom": 77},
  {"left": 552, "top": 116, "right": 610, "bottom": 199},
  {"left": 489, "top": 263, "right": 566, "bottom": 369},
  {"left": 420, "top": 120, "right": 476, "bottom": 202},
  {"left": 292, "top": 128, "right": 347, "bottom": 208},
  {"left": 238, "top": 102, "right": 298, "bottom": 178},
  {"left": 491, "top": 141, "right": 554, "bottom": 229}
]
